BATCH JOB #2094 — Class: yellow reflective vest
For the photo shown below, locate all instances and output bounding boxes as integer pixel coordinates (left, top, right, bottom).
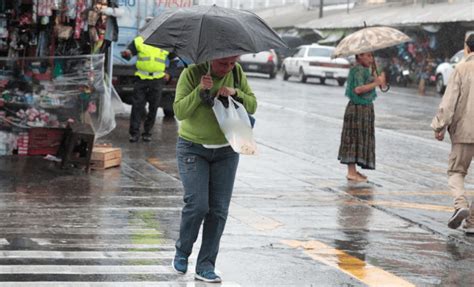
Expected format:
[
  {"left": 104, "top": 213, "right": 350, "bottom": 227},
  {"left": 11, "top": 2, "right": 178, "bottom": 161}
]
[{"left": 134, "top": 36, "right": 169, "bottom": 80}]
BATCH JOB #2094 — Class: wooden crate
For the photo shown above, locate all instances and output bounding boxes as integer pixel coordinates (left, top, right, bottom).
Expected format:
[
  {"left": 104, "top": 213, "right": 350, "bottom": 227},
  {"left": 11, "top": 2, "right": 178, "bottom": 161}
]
[{"left": 90, "top": 147, "right": 122, "bottom": 170}]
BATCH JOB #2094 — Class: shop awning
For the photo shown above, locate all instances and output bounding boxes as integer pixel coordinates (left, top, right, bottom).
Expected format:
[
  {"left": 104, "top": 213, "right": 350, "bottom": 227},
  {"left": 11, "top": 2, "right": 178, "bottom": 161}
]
[
  {"left": 297, "top": 0, "right": 474, "bottom": 30},
  {"left": 318, "top": 30, "right": 345, "bottom": 44}
]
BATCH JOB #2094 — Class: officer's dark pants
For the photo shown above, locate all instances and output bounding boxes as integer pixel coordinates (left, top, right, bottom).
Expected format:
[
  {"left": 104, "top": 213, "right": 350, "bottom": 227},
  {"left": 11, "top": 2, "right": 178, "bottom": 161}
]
[{"left": 129, "top": 77, "right": 164, "bottom": 137}]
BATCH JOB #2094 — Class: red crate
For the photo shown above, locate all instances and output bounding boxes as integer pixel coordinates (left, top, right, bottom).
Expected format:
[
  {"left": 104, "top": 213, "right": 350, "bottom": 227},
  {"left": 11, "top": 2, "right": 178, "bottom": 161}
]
[{"left": 28, "top": 128, "right": 66, "bottom": 156}]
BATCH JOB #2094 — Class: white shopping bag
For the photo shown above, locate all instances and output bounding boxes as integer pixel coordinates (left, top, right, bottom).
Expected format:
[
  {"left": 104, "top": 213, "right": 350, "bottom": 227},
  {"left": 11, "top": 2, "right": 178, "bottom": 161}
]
[{"left": 212, "top": 97, "right": 257, "bottom": 155}]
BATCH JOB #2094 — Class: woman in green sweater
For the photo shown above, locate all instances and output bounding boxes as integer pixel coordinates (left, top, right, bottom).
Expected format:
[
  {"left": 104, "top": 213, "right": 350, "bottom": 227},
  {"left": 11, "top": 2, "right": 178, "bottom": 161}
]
[
  {"left": 338, "top": 52, "right": 386, "bottom": 182},
  {"left": 171, "top": 55, "right": 256, "bottom": 283}
]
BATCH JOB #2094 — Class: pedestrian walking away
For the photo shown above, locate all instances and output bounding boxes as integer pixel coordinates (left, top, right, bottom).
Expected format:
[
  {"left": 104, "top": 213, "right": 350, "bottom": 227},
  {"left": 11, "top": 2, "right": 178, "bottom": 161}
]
[
  {"left": 338, "top": 53, "right": 386, "bottom": 182},
  {"left": 431, "top": 34, "right": 474, "bottom": 234},
  {"left": 172, "top": 56, "right": 257, "bottom": 283},
  {"left": 121, "top": 19, "right": 173, "bottom": 143}
]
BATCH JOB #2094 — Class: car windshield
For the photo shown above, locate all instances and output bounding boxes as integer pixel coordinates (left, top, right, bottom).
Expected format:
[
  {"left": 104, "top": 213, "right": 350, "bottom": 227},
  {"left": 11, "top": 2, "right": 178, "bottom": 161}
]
[
  {"left": 450, "top": 50, "right": 464, "bottom": 63},
  {"left": 307, "top": 47, "right": 333, "bottom": 57}
]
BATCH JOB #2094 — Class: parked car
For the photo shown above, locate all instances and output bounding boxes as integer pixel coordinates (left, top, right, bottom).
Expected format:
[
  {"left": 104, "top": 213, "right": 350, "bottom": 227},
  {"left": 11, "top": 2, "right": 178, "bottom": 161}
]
[
  {"left": 435, "top": 49, "right": 464, "bottom": 94},
  {"left": 281, "top": 44, "right": 350, "bottom": 86},
  {"left": 238, "top": 50, "right": 278, "bottom": 79},
  {"left": 274, "top": 35, "right": 305, "bottom": 69}
]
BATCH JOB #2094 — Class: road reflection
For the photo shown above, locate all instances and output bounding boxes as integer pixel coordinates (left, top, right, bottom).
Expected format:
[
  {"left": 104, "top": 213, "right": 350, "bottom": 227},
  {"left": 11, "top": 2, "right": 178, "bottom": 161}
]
[{"left": 334, "top": 186, "right": 374, "bottom": 282}]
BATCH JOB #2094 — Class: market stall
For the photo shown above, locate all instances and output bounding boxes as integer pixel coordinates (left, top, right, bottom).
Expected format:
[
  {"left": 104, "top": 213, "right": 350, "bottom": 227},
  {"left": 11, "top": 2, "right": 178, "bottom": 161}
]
[{"left": 0, "top": 0, "right": 119, "bottom": 157}]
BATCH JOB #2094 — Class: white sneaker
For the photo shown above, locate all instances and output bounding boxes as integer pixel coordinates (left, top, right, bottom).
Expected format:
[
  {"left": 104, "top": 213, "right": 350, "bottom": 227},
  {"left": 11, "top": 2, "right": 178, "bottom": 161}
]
[
  {"left": 462, "top": 222, "right": 474, "bottom": 235},
  {"left": 195, "top": 270, "right": 222, "bottom": 283},
  {"left": 448, "top": 207, "right": 470, "bottom": 229}
]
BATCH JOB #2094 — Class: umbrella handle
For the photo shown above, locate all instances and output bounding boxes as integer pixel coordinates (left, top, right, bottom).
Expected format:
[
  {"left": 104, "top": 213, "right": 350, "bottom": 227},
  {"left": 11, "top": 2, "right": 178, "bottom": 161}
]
[
  {"left": 380, "top": 83, "right": 390, "bottom": 92},
  {"left": 371, "top": 60, "right": 390, "bottom": 93}
]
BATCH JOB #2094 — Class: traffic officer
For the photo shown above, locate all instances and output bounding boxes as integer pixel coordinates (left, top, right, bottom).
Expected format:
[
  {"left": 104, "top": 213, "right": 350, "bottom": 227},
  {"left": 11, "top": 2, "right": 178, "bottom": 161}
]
[{"left": 121, "top": 32, "right": 171, "bottom": 142}]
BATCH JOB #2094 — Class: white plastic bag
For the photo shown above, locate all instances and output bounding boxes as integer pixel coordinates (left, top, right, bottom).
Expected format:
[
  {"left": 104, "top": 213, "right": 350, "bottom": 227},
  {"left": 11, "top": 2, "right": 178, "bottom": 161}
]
[{"left": 213, "top": 97, "right": 257, "bottom": 155}]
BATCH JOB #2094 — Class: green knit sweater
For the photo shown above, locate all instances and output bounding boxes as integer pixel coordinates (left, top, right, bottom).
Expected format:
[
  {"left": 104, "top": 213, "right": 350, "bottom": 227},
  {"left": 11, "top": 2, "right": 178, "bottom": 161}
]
[
  {"left": 174, "top": 62, "right": 257, "bottom": 145},
  {"left": 345, "top": 64, "right": 377, "bottom": 105}
]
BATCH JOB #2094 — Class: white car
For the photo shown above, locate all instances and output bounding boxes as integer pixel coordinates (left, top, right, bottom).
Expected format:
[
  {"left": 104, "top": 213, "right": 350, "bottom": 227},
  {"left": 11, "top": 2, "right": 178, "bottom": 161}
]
[
  {"left": 435, "top": 49, "right": 464, "bottom": 94},
  {"left": 281, "top": 44, "right": 350, "bottom": 86},
  {"left": 238, "top": 50, "right": 278, "bottom": 79}
]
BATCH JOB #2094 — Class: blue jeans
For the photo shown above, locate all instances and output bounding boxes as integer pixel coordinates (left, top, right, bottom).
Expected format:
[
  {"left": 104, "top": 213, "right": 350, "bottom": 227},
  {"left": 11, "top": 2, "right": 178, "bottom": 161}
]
[{"left": 175, "top": 137, "right": 239, "bottom": 273}]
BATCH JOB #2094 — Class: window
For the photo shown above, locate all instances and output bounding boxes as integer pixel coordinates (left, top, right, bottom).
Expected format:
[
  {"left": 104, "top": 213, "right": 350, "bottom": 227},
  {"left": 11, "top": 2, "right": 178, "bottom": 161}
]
[
  {"left": 293, "top": 48, "right": 306, "bottom": 58},
  {"left": 307, "top": 47, "right": 333, "bottom": 58}
]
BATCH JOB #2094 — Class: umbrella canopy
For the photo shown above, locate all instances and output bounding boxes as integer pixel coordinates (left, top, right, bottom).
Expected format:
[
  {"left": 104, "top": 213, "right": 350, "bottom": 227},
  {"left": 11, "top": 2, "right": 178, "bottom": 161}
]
[
  {"left": 332, "top": 26, "right": 411, "bottom": 58},
  {"left": 140, "top": 5, "right": 287, "bottom": 64}
]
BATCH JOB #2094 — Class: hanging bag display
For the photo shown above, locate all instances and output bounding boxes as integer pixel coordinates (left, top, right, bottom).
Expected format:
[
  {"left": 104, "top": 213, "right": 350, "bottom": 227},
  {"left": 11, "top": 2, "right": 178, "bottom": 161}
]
[
  {"left": 212, "top": 96, "right": 257, "bottom": 155},
  {"left": 56, "top": 24, "right": 73, "bottom": 39}
]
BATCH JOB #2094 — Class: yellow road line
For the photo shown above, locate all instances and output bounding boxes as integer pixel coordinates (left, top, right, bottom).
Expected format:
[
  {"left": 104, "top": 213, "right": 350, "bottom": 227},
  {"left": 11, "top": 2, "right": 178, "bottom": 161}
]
[
  {"left": 283, "top": 240, "right": 415, "bottom": 287},
  {"left": 367, "top": 201, "right": 451, "bottom": 212},
  {"left": 346, "top": 189, "right": 474, "bottom": 197},
  {"left": 147, "top": 158, "right": 168, "bottom": 171},
  {"left": 230, "top": 203, "right": 283, "bottom": 231}
]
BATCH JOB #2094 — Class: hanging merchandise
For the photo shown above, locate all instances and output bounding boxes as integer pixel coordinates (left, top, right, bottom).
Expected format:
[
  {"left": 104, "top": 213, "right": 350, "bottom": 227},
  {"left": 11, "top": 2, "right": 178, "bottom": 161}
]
[
  {"left": 102, "top": 0, "right": 120, "bottom": 42},
  {"left": 56, "top": 24, "right": 73, "bottom": 40},
  {"left": 0, "top": 15, "right": 7, "bottom": 39},
  {"left": 8, "top": 29, "right": 24, "bottom": 58},
  {"left": 74, "top": 0, "right": 85, "bottom": 39},
  {"left": 52, "top": 0, "right": 63, "bottom": 11},
  {"left": 38, "top": 0, "right": 54, "bottom": 17},
  {"left": 66, "top": 0, "right": 77, "bottom": 19}
]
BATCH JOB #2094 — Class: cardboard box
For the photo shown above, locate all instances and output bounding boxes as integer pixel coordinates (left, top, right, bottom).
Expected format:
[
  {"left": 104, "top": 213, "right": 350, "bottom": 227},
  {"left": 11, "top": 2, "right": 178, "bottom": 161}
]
[{"left": 90, "top": 147, "right": 122, "bottom": 170}]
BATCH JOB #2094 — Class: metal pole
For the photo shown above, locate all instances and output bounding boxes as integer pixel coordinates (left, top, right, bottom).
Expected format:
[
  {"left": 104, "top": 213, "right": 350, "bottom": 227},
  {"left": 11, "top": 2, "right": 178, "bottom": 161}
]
[
  {"left": 319, "top": 0, "right": 323, "bottom": 18},
  {"left": 347, "top": 0, "right": 349, "bottom": 14},
  {"left": 108, "top": 44, "right": 114, "bottom": 96}
]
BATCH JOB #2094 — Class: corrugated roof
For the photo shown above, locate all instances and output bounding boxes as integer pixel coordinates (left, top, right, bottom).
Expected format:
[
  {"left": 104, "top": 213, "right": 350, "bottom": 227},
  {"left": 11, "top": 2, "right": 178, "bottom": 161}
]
[
  {"left": 256, "top": 5, "right": 322, "bottom": 29},
  {"left": 298, "top": 1, "right": 474, "bottom": 29}
]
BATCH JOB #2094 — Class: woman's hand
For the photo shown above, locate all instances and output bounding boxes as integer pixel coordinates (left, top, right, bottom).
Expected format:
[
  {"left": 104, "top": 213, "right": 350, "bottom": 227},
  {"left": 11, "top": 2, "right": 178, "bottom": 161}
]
[
  {"left": 216, "top": 87, "right": 236, "bottom": 97},
  {"left": 200, "top": 75, "right": 213, "bottom": 90},
  {"left": 374, "top": 73, "right": 386, "bottom": 87}
]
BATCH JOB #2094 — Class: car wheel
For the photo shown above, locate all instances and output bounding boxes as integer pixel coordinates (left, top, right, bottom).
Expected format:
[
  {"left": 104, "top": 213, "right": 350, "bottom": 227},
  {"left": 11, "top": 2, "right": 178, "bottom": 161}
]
[
  {"left": 282, "top": 66, "right": 290, "bottom": 81},
  {"left": 320, "top": 78, "right": 326, "bottom": 85},
  {"left": 298, "top": 68, "right": 307, "bottom": 83},
  {"left": 337, "top": 79, "right": 345, "bottom": 86},
  {"left": 436, "top": 74, "right": 445, "bottom": 95}
]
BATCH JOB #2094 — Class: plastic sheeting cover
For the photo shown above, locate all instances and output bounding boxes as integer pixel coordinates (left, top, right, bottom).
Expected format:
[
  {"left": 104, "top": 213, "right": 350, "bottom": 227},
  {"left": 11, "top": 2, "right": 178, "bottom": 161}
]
[{"left": 0, "top": 54, "right": 119, "bottom": 138}]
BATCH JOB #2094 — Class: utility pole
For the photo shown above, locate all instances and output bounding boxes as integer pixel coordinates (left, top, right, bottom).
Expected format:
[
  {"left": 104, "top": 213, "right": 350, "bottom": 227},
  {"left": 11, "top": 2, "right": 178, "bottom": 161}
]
[{"left": 319, "top": 0, "right": 323, "bottom": 18}]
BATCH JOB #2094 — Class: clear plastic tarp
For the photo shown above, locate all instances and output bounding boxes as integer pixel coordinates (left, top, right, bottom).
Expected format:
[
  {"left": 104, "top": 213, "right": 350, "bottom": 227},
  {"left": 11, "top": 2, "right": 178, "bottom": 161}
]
[{"left": 0, "top": 54, "right": 119, "bottom": 139}]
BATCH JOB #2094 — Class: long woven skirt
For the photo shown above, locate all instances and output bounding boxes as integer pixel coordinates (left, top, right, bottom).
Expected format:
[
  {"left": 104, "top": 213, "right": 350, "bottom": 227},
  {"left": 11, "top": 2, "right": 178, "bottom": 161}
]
[{"left": 338, "top": 101, "right": 375, "bottom": 169}]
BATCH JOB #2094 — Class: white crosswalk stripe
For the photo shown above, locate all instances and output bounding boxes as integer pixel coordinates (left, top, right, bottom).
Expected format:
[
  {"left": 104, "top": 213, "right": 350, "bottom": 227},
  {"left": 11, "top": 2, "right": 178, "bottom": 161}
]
[
  {"left": 0, "top": 282, "right": 241, "bottom": 287},
  {"left": 0, "top": 250, "right": 175, "bottom": 259},
  {"left": 0, "top": 233, "right": 237, "bottom": 285}
]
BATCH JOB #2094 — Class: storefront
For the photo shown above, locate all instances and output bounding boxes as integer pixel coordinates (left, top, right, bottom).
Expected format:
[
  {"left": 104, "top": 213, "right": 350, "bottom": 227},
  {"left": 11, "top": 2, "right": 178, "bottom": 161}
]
[{"left": 294, "top": 1, "right": 474, "bottom": 87}]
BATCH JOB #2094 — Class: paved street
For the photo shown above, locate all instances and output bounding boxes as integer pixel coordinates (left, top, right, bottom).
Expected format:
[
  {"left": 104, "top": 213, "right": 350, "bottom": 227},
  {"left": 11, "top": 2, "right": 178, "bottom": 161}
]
[{"left": 1, "top": 74, "right": 474, "bottom": 286}]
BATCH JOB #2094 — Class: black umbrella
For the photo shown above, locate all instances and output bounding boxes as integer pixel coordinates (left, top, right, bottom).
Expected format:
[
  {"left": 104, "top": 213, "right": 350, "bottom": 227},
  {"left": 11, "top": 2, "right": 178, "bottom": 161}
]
[{"left": 140, "top": 5, "right": 287, "bottom": 64}]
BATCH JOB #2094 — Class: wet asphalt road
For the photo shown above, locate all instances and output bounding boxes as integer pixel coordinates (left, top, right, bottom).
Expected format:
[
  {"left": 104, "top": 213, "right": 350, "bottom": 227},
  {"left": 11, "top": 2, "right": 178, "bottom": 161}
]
[{"left": 1, "top": 74, "right": 474, "bottom": 286}]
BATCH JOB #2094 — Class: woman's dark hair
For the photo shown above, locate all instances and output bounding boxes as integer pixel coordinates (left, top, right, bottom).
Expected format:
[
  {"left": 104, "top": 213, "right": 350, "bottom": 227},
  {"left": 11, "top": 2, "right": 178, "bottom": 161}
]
[{"left": 466, "top": 34, "right": 474, "bottom": 51}]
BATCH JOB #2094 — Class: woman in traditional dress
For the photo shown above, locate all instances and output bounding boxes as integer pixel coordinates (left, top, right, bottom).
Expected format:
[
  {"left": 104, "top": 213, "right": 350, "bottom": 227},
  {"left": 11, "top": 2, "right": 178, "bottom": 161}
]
[{"left": 338, "top": 53, "right": 386, "bottom": 182}]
